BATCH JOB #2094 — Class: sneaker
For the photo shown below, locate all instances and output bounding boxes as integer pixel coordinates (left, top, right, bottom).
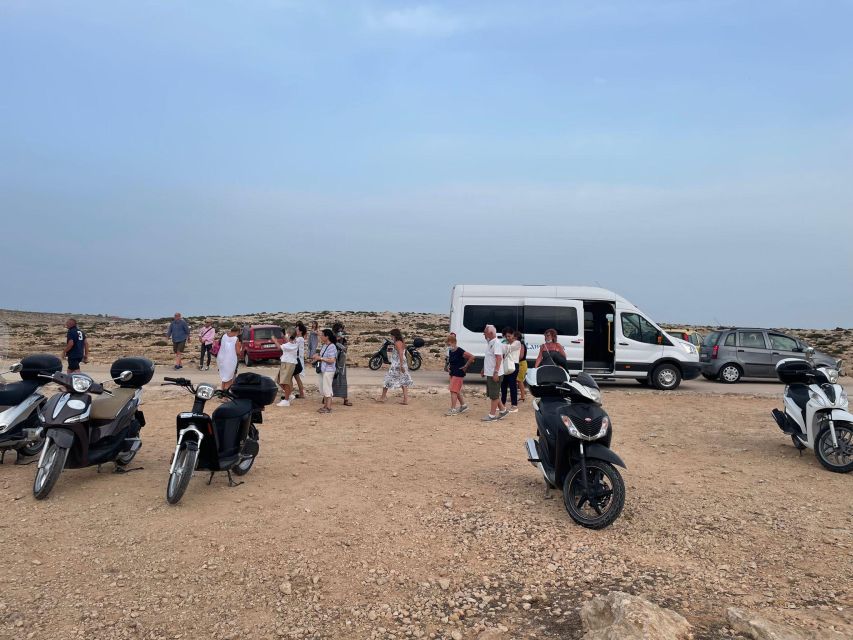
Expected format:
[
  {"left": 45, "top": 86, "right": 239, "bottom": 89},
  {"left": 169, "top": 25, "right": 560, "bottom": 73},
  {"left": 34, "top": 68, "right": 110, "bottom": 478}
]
[
  {"left": 445, "top": 408, "right": 459, "bottom": 416},
  {"left": 508, "top": 406, "right": 519, "bottom": 413},
  {"left": 458, "top": 404, "right": 469, "bottom": 414},
  {"left": 289, "top": 394, "right": 296, "bottom": 401},
  {"left": 481, "top": 414, "right": 500, "bottom": 422},
  {"left": 276, "top": 400, "right": 291, "bottom": 407},
  {"left": 498, "top": 409, "right": 509, "bottom": 419},
  {"left": 205, "top": 366, "right": 210, "bottom": 371}
]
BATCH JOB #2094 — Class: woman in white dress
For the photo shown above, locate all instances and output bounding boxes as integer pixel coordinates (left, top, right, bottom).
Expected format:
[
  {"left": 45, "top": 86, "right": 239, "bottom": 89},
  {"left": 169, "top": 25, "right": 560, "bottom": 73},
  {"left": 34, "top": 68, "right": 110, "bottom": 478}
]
[{"left": 216, "top": 326, "right": 243, "bottom": 390}]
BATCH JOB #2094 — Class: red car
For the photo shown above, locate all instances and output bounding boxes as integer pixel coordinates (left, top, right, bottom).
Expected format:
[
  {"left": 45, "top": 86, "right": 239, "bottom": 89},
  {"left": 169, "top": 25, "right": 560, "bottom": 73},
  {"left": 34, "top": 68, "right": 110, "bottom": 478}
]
[{"left": 240, "top": 325, "right": 283, "bottom": 366}]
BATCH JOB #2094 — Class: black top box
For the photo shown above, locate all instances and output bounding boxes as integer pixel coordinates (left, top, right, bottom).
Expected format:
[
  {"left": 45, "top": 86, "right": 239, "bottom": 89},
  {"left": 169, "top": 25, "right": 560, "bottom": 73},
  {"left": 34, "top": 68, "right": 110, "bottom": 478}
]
[
  {"left": 230, "top": 372, "right": 278, "bottom": 408},
  {"left": 411, "top": 337, "right": 425, "bottom": 348},
  {"left": 111, "top": 357, "right": 155, "bottom": 388},
  {"left": 19, "top": 354, "right": 63, "bottom": 381},
  {"left": 775, "top": 358, "right": 812, "bottom": 384}
]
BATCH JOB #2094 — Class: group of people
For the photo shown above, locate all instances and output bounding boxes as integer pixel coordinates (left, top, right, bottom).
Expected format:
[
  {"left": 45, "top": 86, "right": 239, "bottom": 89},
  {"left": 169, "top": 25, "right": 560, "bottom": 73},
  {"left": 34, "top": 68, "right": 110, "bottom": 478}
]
[{"left": 445, "top": 325, "right": 565, "bottom": 422}]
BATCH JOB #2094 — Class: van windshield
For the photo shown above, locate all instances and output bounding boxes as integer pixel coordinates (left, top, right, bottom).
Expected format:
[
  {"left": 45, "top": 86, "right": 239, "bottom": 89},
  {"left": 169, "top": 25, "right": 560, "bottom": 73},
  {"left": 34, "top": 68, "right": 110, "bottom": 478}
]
[{"left": 253, "top": 327, "right": 283, "bottom": 341}]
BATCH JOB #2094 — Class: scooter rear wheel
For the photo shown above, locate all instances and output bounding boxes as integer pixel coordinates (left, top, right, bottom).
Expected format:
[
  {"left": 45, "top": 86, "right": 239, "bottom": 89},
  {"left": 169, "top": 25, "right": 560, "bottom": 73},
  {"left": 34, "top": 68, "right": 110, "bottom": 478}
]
[
  {"left": 368, "top": 356, "right": 383, "bottom": 371},
  {"left": 33, "top": 443, "right": 68, "bottom": 500},
  {"left": 18, "top": 438, "right": 46, "bottom": 458},
  {"left": 563, "top": 460, "right": 625, "bottom": 529},
  {"left": 166, "top": 447, "right": 199, "bottom": 504}
]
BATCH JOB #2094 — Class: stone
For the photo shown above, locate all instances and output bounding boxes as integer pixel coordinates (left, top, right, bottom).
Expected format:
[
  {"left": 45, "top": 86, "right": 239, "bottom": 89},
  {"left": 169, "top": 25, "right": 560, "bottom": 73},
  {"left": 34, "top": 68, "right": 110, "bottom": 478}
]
[
  {"left": 580, "top": 591, "right": 691, "bottom": 640},
  {"left": 725, "top": 607, "right": 847, "bottom": 640},
  {"left": 279, "top": 582, "right": 292, "bottom": 595},
  {"left": 438, "top": 579, "right": 451, "bottom": 591}
]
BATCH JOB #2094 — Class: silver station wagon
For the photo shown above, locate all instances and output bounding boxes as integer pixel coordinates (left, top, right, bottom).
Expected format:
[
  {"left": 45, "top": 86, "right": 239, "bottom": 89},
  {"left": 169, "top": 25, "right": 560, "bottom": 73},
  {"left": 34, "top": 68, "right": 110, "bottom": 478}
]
[{"left": 699, "top": 328, "right": 842, "bottom": 383}]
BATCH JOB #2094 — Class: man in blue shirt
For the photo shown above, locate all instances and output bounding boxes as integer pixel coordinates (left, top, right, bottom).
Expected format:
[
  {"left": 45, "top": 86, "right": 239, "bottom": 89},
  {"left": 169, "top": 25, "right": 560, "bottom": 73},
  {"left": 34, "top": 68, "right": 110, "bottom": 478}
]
[
  {"left": 166, "top": 312, "right": 191, "bottom": 370},
  {"left": 64, "top": 318, "right": 88, "bottom": 373}
]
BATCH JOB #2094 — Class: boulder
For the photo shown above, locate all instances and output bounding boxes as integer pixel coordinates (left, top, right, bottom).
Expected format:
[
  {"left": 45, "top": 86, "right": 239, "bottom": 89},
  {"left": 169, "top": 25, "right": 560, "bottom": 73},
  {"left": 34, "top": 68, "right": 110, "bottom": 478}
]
[
  {"left": 580, "top": 591, "right": 691, "bottom": 640},
  {"left": 726, "top": 608, "right": 847, "bottom": 640}
]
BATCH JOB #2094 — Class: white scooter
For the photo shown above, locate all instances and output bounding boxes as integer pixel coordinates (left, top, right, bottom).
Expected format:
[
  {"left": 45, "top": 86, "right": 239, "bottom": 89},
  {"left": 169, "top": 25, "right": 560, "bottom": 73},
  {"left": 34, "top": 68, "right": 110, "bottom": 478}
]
[{"left": 771, "top": 348, "right": 852, "bottom": 473}]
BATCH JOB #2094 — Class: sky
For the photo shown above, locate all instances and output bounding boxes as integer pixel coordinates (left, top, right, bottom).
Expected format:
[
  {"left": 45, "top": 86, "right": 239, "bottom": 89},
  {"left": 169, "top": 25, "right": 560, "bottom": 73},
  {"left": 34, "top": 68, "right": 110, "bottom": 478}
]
[{"left": 1, "top": 0, "right": 851, "bottom": 327}]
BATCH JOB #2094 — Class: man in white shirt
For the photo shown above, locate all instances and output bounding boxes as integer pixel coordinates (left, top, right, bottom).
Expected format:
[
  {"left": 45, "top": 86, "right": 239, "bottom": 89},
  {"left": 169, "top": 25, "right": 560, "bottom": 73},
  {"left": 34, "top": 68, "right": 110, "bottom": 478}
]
[
  {"left": 481, "top": 325, "right": 508, "bottom": 421},
  {"left": 271, "top": 330, "right": 299, "bottom": 406}
]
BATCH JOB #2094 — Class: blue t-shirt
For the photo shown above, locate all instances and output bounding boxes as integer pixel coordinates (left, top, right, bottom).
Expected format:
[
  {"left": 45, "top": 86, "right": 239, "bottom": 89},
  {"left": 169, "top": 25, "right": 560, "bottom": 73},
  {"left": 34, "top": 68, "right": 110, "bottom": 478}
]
[
  {"left": 448, "top": 347, "right": 467, "bottom": 377},
  {"left": 320, "top": 344, "right": 338, "bottom": 373},
  {"left": 66, "top": 327, "right": 86, "bottom": 359}
]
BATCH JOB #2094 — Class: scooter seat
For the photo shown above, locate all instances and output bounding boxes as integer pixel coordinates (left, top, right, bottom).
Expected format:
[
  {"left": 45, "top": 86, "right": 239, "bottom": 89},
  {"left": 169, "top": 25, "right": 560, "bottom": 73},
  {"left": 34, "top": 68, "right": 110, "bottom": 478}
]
[
  {"left": 0, "top": 380, "right": 39, "bottom": 407},
  {"left": 90, "top": 388, "right": 137, "bottom": 421}
]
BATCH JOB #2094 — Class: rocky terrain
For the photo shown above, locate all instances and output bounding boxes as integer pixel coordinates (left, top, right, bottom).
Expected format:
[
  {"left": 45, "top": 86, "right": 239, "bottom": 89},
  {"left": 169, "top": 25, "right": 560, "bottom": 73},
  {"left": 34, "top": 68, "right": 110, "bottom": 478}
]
[
  {"left": 0, "top": 383, "right": 850, "bottom": 639},
  {"left": 1, "top": 309, "right": 851, "bottom": 371}
]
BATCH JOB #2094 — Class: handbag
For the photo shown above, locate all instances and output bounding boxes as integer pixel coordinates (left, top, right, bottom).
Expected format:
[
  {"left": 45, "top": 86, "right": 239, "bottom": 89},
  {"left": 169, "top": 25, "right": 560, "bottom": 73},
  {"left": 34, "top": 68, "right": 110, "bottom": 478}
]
[
  {"left": 503, "top": 342, "right": 517, "bottom": 376},
  {"left": 211, "top": 339, "right": 221, "bottom": 356},
  {"left": 314, "top": 345, "right": 327, "bottom": 374}
]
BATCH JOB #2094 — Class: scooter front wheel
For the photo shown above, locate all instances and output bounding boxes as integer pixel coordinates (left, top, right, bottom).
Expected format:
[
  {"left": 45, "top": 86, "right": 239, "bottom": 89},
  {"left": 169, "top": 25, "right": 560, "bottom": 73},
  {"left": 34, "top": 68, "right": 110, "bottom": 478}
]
[
  {"left": 166, "top": 447, "right": 199, "bottom": 504},
  {"left": 815, "top": 422, "right": 853, "bottom": 473},
  {"left": 408, "top": 354, "right": 423, "bottom": 371},
  {"left": 563, "top": 460, "right": 625, "bottom": 529},
  {"left": 368, "top": 356, "right": 383, "bottom": 371},
  {"left": 33, "top": 443, "right": 68, "bottom": 500}
]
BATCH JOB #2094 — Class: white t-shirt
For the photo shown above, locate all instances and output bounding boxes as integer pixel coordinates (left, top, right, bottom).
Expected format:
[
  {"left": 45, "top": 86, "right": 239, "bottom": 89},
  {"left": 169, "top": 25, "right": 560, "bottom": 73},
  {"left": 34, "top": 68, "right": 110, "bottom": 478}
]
[
  {"left": 295, "top": 336, "right": 305, "bottom": 364},
  {"left": 483, "top": 338, "right": 504, "bottom": 376},
  {"left": 504, "top": 340, "right": 521, "bottom": 366},
  {"left": 280, "top": 341, "right": 299, "bottom": 364}
]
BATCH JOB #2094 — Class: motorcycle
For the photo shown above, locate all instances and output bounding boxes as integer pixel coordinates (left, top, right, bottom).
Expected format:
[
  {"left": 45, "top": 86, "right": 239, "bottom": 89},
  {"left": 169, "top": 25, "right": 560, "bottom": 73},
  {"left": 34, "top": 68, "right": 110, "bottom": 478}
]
[
  {"left": 163, "top": 371, "right": 277, "bottom": 504},
  {"left": 0, "top": 355, "right": 63, "bottom": 463},
  {"left": 772, "top": 348, "right": 852, "bottom": 473},
  {"left": 368, "top": 337, "right": 424, "bottom": 371},
  {"left": 524, "top": 364, "right": 626, "bottom": 529},
  {"left": 32, "top": 357, "right": 154, "bottom": 500}
]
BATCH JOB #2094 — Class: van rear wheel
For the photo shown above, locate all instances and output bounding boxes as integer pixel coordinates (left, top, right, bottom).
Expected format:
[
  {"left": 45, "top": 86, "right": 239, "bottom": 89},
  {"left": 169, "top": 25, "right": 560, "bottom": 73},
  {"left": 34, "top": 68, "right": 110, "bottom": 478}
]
[{"left": 651, "top": 364, "right": 681, "bottom": 390}]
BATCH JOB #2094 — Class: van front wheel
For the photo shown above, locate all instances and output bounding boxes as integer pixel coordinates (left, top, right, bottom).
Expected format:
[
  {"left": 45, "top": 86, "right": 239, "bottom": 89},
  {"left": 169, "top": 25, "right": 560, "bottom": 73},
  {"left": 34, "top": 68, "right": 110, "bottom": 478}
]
[{"left": 651, "top": 364, "right": 681, "bottom": 390}]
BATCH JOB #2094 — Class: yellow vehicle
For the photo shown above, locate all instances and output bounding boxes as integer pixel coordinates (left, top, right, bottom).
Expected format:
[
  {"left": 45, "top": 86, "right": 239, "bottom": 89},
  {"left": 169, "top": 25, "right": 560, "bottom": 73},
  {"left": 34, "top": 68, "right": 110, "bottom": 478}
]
[{"left": 670, "top": 329, "right": 703, "bottom": 349}]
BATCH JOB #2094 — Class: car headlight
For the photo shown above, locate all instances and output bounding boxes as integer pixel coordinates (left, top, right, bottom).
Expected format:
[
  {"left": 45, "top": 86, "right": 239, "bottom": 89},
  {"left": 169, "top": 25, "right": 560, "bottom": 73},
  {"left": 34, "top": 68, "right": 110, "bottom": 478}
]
[
  {"left": 71, "top": 374, "right": 93, "bottom": 393},
  {"left": 196, "top": 384, "right": 215, "bottom": 400}
]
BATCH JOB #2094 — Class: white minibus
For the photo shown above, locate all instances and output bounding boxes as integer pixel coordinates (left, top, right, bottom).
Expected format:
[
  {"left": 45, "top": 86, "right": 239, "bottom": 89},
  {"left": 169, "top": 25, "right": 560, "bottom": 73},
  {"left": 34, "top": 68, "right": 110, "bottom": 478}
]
[{"left": 449, "top": 284, "right": 700, "bottom": 390}]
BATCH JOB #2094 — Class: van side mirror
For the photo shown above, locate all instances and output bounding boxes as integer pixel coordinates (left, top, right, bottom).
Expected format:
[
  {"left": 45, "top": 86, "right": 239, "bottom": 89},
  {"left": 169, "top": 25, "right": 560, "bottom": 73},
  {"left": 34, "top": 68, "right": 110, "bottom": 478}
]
[{"left": 10, "top": 363, "right": 23, "bottom": 373}]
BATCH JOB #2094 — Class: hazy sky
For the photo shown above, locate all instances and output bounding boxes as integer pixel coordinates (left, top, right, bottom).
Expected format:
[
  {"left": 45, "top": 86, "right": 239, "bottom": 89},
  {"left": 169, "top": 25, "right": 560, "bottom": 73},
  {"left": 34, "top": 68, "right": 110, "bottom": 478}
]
[{"left": 1, "top": 1, "right": 851, "bottom": 327}]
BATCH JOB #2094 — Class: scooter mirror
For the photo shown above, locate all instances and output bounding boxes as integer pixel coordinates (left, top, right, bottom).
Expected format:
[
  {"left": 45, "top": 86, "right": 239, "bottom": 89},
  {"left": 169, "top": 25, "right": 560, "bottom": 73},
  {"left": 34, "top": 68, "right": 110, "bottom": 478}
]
[
  {"left": 119, "top": 370, "right": 134, "bottom": 382},
  {"left": 805, "top": 347, "right": 815, "bottom": 356},
  {"left": 9, "top": 363, "right": 23, "bottom": 373}
]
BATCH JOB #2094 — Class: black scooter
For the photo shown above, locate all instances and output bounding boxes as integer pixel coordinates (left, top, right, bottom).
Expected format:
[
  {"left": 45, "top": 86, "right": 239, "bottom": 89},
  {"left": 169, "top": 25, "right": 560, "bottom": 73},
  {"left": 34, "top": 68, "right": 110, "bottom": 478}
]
[
  {"left": 32, "top": 357, "right": 154, "bottom": 500},
  {"left": 524, "top": 364, "right": 626, "bottom": 529},
  {"left": 368, "top": 337, "right": 424, "bottom": 371},
  {"left": 0, "top": 355, "right": 62, "bottom": 463},
  {"left": 163, "top": 372, "right": 277, "bottom": 504}
]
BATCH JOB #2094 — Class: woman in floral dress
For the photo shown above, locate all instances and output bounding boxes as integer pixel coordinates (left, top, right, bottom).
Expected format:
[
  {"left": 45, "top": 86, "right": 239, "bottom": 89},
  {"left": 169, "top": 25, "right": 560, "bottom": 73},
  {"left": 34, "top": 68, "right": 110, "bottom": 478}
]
[{"left": 375, "top": 328, "right": 412, "bottom": 405}]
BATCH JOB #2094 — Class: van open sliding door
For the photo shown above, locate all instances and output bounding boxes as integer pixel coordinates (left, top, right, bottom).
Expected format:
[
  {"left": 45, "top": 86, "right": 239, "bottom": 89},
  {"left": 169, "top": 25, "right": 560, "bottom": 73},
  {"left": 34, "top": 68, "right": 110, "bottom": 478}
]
[{"left": 522, "top": 298, "right": 584, "bottom": 372}]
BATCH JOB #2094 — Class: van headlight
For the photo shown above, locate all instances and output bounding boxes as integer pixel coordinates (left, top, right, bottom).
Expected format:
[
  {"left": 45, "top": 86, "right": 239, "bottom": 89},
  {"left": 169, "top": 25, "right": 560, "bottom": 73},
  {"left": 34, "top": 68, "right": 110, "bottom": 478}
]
[
  {"left": 196, "top": 384, "right": 215, "bottom": 400},
  {"left": 71, "top": 375, "right": 93, "bottom": 393},
  {"left": 680, "top": 342, "right": 697, "bottom": 355}
]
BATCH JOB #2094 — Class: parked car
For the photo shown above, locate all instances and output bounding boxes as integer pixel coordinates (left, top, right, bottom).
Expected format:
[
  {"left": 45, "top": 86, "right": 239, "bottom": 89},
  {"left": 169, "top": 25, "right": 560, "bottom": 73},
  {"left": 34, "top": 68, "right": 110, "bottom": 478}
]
[
  {"left": 699, "top": 328, "right": 842, "bottom": 383},
  {"left": 670, "top": 329, "right": 703, "bottom": 349},
  {"left": 240, "top": 325, "right": 283, "bottom": 366}
]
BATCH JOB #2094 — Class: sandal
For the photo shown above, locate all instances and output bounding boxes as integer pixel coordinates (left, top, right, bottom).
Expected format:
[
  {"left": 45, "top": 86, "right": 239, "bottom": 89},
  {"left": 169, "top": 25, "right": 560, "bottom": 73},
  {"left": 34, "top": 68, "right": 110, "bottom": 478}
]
[
  {"left": 343, "top": 400, "right": 353, "bottom": 406},
  {"left": 317, "top": 407, "right": 331, "bottom": 413}
]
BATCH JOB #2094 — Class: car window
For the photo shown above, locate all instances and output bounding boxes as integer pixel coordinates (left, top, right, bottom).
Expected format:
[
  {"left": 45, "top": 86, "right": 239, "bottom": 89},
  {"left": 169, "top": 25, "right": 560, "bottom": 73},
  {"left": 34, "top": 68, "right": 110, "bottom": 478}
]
[
  {"left": 738, "top": 331, "right": 767, "bottom": 349},
  {"left": 621, "top": 313, "right": 661, "bottom": 345},
  {"left": 724, "top": 333, "right": 736, "bottom": 347},
  {"left": 691, "top": 334, "right": 702, "bottom": 347},
  {"left": 253, "top": 327, "right": 283, "bottom": 341},
  {"left": 703, "top": 331, "right": 721, "bottom": 347},
  {"left": 769, "top": 333, "right": 798, "bottom": 351}
]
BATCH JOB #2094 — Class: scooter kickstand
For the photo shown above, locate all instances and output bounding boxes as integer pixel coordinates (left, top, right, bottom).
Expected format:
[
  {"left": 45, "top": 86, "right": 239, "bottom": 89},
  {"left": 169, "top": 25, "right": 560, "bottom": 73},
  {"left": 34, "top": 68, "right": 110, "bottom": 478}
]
[
  {"left": 226, "top": 470, "right": 244, "bottom": 488},
  {"left": 114, "top": 464, "right": 143, "bottom": 474},
  {"left": 207, "top": 472, "right": 215, "bottom": 485},
  {"left": 15, "top": 452, "right": 38, "bottom": 465}
]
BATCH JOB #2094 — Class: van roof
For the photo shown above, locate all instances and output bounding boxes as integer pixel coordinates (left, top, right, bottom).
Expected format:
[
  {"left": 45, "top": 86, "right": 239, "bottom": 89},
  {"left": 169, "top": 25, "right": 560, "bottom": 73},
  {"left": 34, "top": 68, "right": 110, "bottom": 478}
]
[{"left": 452, "top": 284, "right": 627, "bottom": 303}]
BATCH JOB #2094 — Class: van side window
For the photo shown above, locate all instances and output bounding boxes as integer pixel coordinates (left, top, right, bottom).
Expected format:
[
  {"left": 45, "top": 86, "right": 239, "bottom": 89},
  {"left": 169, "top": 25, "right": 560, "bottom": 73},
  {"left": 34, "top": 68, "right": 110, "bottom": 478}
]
[
  {"left": 620, "top": 313, "right": 660, "bottom": 344},
  {"left": 738, "top": 331, "right": 767, "bottom": 349},
  {"left": 524, "top": 306, "right": 578, "bottom": 336},
  {"left": 724, "top": 333, "right": 736, "bottom": 347},
  {"left": 462, "top": 306, "right": 521, "bottom": 333},
  {"left": 769, "top": 333, "right": 798, "bottom": 351}
]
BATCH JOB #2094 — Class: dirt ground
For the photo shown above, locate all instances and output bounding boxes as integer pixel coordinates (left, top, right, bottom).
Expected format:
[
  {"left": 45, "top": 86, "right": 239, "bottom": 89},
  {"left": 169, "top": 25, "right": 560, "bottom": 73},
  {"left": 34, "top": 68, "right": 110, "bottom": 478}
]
[{"left": 1, "top": 383, "right": 851, "bottom": 640}]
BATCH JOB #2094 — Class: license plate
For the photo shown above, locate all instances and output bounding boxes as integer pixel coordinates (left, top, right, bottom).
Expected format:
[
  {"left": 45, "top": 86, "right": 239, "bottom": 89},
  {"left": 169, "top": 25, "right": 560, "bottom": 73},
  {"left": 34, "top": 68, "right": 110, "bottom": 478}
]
[{"left": 263, "top": 344, "right": 276, "bottom": 349}]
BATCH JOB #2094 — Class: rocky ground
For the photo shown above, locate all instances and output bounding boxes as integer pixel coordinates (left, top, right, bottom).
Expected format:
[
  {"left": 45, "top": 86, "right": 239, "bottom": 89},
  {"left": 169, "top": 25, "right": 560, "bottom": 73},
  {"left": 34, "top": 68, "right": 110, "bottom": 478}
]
[
  {"left": 1, "top": 381, "right": 850, "bottom": 639},
  {"left": 1, "top": 309, "right": 851, "bottom": 372}
]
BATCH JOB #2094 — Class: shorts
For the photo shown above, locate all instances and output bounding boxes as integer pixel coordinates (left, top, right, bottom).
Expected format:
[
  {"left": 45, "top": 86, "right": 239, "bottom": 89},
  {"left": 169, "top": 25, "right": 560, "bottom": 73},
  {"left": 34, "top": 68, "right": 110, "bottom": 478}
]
[
  {"left": 318, "top": 371, "right": 335, "bottom": 398},
  {"left": 277, "top": 362, "right": 296, "bottom": 385},
  {"left": 173, "top": 340, "right": 186, "bottom": 353},
  {"left": 67, "top": 358, "right": 82, "bottom": 371},
  {"left": 485, "top": 376, "right": 502, "bottom": 400},
  {"left": 449, "top": 376, "right": 464, "bottom": 393}
]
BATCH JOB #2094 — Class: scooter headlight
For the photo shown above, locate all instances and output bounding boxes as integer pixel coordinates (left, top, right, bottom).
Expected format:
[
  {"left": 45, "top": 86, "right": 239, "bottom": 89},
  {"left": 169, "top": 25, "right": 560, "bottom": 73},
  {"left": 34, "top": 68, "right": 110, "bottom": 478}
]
[
  {"left": 561, "top": 415, "right": 610, "bottom": 440},
  {"left": 196, "top": 384, "right": 215, "bottom": 400},
  {"left": 825, "top": 368, "right": 839, "bottom": 384},
  {"left": 71, "top": 374, "right": 93, "bottom": 393}
]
